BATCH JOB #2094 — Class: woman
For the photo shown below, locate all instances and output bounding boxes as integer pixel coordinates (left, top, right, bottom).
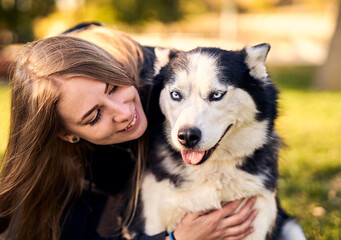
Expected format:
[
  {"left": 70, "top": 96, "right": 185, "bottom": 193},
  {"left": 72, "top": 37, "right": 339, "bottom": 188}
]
[{"left": 0, "top": 30, "right": 257, "bottom": 240}]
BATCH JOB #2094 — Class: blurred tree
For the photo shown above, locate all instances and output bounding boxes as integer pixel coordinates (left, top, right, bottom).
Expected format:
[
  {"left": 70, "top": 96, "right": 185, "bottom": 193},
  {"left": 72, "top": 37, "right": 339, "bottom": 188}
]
[
  {"left": 0, "top": 0, "right": 55, "bottom": 44},
  {"left": 314, "top": 1, "right": 341, "bottom": 90},
  {"left": 113, "top": 0, "right": 183, "bottom": 24}
]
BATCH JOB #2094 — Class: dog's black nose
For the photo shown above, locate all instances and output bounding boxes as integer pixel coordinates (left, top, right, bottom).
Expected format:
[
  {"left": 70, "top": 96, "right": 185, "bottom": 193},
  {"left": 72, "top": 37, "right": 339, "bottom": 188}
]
[{"left": 178, "top": 127, "right": 201, "bottom": 147}]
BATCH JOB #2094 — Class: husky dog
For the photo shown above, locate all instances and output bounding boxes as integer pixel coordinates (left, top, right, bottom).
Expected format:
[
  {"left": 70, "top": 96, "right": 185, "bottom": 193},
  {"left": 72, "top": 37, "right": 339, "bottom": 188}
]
[{"left": 133, "top": 44, "right": 306, "bottom": 240}]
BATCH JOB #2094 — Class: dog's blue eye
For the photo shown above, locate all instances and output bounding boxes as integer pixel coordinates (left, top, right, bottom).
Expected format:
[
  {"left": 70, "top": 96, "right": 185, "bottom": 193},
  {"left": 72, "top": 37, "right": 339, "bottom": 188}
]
[
  {"left": 170, "top": 91, "right": 182, "bottom": 101},
  {"left": 209, "top": 91, "right": 226, "bottom": 101}
]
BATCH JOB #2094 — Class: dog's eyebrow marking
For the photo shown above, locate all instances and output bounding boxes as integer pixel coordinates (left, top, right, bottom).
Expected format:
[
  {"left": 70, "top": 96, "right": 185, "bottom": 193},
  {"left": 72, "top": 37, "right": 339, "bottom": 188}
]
[{"left": 171, "top": 52, "right": 189, "bottom": 73}]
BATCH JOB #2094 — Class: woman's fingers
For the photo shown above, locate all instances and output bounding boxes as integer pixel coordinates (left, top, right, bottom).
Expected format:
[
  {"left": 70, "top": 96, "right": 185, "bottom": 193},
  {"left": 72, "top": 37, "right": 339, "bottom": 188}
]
[
  {"left": 222, "top": 197, "right": 257, "bottom": 227},
  {"left": 223, "top": 209, "right": 258, "bottom": 237},
  {"left": 224, "top": 227, "right": 255, "bottom": 240},
  {"left": 194, "top": 198, "right": 245, "bottom": 219},
  {"left": 174, "top": 197, "right": 258, "bottom": 240},
  {"left": 191, "top": 197, "right": 256, "bottom": 222},
  {"left": 218, "top": 198, "right": 246, "bottom": 218}
]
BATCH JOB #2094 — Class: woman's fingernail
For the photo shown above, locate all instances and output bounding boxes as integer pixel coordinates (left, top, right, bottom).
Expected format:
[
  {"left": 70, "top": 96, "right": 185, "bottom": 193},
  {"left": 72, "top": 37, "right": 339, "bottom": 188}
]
[{"left": 253, "top": 209, "right": 259, "bottom": 216}]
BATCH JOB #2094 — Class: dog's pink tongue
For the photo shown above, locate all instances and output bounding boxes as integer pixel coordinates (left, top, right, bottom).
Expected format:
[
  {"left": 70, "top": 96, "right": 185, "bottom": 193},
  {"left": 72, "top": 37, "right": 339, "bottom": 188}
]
[{"left": 181, "top": 150, "right": 205, "bottom": 165}]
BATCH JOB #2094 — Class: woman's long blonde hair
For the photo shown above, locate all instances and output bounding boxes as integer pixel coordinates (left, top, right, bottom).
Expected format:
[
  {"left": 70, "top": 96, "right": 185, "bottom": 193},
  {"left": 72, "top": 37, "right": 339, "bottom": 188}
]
[{"left": 0, "top": 32, "right": 146, "bottom": 240}]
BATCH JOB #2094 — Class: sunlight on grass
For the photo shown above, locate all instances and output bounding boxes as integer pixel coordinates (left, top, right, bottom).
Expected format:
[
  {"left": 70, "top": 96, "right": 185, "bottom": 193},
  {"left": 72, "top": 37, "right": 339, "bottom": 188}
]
[
  {"left": 275, "top": 89, "right": 341, "bottom": 239},
  {"left": 277, "top": 90, "right": 341, "bottom": 175}
]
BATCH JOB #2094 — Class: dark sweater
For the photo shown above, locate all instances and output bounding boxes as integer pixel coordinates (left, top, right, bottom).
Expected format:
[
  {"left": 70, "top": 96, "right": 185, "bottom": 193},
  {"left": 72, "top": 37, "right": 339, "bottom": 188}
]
[{"left": 60, "top": 144, "right": 166, "bottom": 240}]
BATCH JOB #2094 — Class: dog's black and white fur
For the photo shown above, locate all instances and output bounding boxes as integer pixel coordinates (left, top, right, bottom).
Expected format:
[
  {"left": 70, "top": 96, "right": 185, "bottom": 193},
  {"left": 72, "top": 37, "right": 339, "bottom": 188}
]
[{"left": 131, "top": 44, "right": 306, "bottom": 240}]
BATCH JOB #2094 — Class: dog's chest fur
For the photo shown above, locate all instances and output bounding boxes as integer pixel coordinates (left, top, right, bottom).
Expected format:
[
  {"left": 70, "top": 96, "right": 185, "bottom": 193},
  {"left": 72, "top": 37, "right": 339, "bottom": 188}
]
[{"left": 140, "top": 143, "right": 277, "bottom": 237}]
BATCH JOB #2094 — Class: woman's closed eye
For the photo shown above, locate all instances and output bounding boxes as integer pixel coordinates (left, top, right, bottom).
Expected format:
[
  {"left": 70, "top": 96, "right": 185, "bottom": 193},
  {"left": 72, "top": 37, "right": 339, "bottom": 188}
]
[
  {"left": 88, "top": 85, "right": 117, "bottom": 126},
  {"left": 89, "top": 109, "right": 102, "bottom": 126},
  {"left": 109, "top": 85, "right": 118, "bottom": 94}
]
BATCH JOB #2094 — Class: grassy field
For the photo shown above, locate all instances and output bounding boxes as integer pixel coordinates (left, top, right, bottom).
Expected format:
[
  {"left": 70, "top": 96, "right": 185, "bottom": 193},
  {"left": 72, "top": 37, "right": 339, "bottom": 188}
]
[
  {"left": 269, "top": 66, "right": 341, "bottom": 240},
  {"left": 0, "top": 66, "right": 340, "bottom": 239}
]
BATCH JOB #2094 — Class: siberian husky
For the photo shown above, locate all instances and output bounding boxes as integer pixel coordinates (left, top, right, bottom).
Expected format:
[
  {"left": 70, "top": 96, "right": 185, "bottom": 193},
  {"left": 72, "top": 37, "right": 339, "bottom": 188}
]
[{"left": 133, "top": 44, "right": 306, "bottom": 240}]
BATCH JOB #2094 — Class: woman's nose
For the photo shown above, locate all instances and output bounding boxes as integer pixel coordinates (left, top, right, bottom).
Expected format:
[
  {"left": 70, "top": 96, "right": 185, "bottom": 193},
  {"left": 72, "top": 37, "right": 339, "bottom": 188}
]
[{"left": 108, "top": 101, "right": 131, "bottom": 123}]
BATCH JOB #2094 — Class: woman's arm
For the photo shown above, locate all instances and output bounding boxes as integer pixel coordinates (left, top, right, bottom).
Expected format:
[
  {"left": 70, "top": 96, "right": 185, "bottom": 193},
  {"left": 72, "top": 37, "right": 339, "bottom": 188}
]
[{"left": 167, "top": 197, "right": 257, "bottom": 240}]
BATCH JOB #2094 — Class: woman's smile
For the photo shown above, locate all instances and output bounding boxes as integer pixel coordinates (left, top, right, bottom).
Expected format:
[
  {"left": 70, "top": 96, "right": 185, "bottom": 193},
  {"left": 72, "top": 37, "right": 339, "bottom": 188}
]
[{"left": 121, "top": 109, "right": 138, "bottom": 132}]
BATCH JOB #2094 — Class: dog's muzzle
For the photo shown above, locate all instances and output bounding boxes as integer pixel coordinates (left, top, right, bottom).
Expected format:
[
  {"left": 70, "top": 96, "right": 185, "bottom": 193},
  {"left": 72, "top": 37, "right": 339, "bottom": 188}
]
[{"left": 178, "top": 124, "right": 233, "bottom": 165}]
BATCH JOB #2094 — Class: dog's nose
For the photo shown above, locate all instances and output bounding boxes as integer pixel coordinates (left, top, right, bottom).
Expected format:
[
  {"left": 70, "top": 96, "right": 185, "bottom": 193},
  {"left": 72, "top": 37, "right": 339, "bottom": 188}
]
[{"left": 178, "top": 127, "right": 201, "bottom": 148}]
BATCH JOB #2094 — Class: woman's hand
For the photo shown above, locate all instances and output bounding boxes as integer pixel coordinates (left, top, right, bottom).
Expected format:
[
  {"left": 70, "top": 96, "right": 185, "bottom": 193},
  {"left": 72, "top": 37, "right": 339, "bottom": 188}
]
[{"left": 168, "top": 197, "right": 258, "bottom": 240}]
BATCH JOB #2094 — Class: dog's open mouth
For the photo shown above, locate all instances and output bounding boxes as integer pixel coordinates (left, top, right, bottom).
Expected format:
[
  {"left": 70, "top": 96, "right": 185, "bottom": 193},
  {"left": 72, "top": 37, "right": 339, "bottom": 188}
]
[{"left": 180, "top": 124, "right": 233, "bottom": 165}]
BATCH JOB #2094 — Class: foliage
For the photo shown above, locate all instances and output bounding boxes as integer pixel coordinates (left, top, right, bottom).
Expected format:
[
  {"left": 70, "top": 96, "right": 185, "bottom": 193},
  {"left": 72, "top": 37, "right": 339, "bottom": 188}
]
[
  {"left": 1, "top": 0, "right": 336, "bottom": 43},
  {"left": 34, "top": 0, "right": 186, "bottom": 39},
  {"left": 1, "top": 0, "right": 184, "bottom": 43},
  {"left": 0, "top": 66, "right": 341, "bottom": 238},
  {"left": 113, "top": 0, "right": 183, "bottom": 24},
  {"left": 0, "top": 0, "right": 55, "bottom": 43}
]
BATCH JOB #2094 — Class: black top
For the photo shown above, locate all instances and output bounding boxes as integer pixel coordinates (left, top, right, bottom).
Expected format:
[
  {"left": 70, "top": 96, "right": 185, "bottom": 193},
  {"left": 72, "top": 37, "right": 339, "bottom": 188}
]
[{"left": 60, "top": 144, "right": 166, "bottom": 240}]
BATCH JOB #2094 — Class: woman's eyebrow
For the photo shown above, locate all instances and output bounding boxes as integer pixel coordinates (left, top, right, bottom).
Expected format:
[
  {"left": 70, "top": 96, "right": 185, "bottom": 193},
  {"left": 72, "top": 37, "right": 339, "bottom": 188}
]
[
  {"left": 78, "top": 104, "right": 99, "bottom": 124},
  {"left": 104, "top": 83, "right": 109, "bottom": 94}
]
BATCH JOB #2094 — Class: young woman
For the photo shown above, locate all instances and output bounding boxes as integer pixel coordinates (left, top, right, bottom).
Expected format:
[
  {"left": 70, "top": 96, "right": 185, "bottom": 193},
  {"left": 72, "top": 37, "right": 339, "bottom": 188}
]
[{"left": 0, "top": 27, "right": 257, "bottom": 240}]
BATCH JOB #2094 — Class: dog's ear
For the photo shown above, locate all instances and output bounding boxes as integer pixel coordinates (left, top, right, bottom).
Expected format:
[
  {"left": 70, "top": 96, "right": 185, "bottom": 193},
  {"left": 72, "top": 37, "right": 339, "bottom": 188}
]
[
  {"left": 244, "top": 43, "right": 270, "bottom": 81},
  {"left": 153, "top": 47, "right": 179, "bottom": 76}
]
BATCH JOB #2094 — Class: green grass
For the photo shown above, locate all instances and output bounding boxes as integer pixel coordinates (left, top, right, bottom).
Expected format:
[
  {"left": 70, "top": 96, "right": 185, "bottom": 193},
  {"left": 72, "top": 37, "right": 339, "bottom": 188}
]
[
  {"left": 0, "top": 66, "right": 340, "bottom": 239},
  {"left": 270, "top": 66, "right": 341, "bottom": 239}
]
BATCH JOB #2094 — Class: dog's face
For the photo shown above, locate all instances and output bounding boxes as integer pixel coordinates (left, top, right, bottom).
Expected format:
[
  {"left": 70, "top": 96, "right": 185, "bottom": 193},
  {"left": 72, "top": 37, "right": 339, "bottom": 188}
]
[{"left": 159, "top": 44, "right": 277, "bottom": 165}]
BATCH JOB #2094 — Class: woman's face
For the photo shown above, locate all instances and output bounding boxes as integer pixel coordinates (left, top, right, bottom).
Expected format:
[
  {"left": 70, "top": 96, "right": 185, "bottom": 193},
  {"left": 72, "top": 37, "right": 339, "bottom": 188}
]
[{"left": 57, "top": 77, "right": 148, "bottom": 145}]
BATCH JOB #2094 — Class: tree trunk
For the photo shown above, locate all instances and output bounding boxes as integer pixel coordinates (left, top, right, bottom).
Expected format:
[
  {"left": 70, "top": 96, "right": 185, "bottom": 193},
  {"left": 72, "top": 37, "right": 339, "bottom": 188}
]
[{"left": 314, "top": 2, "right": 341, "bottom": 90}]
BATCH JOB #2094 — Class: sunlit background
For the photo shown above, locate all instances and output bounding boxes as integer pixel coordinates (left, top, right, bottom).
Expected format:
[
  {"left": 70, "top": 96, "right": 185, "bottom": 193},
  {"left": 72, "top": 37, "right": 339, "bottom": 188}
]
[
  {"left": 0, "top": 0, "right": 340, "bottom": 65},
  {"left": 0, "top": 0, "right": 341, "bottom": 239}
]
